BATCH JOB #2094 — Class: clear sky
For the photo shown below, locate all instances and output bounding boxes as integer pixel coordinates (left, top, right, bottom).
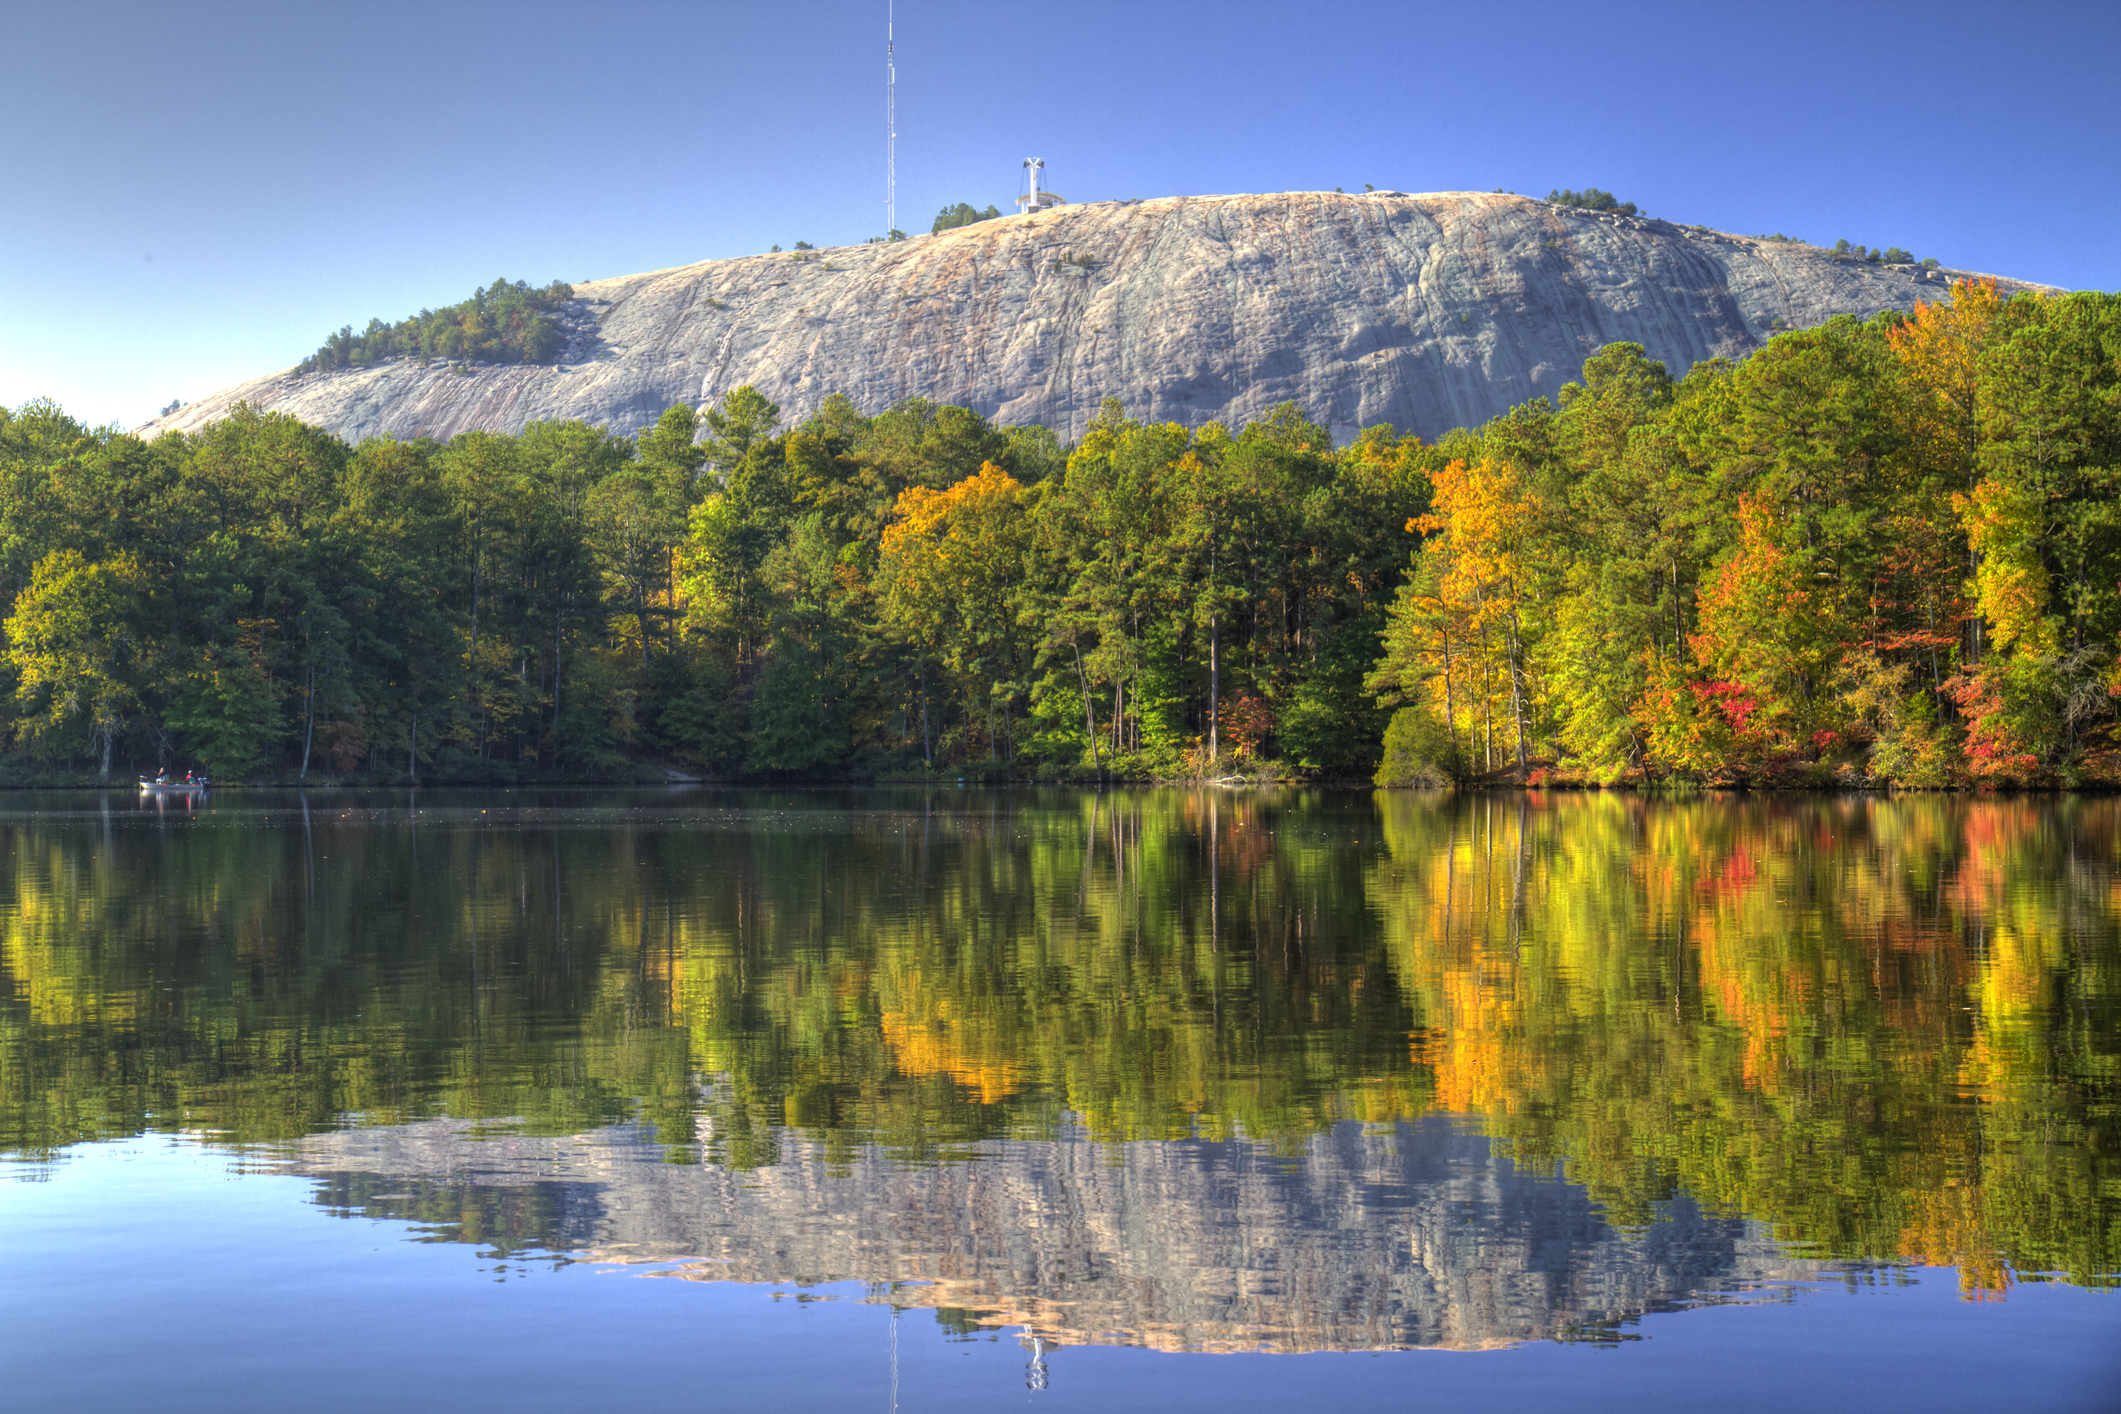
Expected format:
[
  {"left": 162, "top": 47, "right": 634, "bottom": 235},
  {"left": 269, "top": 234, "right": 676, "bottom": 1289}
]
[{"left": 5, "top": 0, "right": 2116, "bottom": 430}]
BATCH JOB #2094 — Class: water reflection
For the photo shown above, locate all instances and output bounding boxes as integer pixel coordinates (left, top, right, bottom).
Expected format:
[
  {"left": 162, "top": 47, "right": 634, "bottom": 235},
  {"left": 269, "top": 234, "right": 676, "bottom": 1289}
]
[
  {"left": 286, "top": 1116, "right": 1828, "bottom": 1353},
  {"left": 1, "top": 787, "right": 2115, "bottom": 1341}
]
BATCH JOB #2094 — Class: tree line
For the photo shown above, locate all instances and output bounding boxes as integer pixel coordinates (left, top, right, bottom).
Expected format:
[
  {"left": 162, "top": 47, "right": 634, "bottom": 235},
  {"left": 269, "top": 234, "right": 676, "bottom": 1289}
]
[
  {"left": 295, "top": 277, "right": 574, "bottom": 375},
  {"left": 1372, "top": 280, "right": 2121, "bottom": 788},
  {"left": 4, "top": 276, "right": 2116, "bottom": 786},
  {"left": 0, "top": 386, "right": 1426, "bottom": 782},
  {"left": 932, "top": 202, "right": 1001, "bottom": 233},
  {"left": 1546, "top": 187, "right": 1639, "bottom": 216}
]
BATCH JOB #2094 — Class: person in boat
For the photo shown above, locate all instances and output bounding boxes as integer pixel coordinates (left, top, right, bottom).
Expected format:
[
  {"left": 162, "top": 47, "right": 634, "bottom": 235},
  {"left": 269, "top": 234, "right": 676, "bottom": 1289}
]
[{"left": 185, "top": 770, "right": 194, "bottom": 784}]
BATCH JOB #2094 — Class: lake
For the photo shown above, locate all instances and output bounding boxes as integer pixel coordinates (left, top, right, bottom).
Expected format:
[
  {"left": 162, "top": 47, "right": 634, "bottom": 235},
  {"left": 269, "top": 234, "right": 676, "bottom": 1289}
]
[{"left": 2, "top": 787, "right": 2116, "bottom": 1411}]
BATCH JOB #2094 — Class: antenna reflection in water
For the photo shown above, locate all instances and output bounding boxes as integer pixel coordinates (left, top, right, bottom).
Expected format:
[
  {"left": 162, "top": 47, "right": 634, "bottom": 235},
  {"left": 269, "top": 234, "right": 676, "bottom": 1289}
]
[{"left": 1020, "top": 1331, "right": 1048, "bottom": 1390}]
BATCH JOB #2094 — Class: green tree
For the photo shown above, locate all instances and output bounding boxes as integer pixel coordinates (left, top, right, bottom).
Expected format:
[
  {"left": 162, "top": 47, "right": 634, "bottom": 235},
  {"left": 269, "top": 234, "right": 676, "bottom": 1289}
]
[
  {"left": 932, "top": 202, "right": 1002, "bottom": 234},
  {"left": 6, "top": 550, "right": 157, "bottom": 780}
]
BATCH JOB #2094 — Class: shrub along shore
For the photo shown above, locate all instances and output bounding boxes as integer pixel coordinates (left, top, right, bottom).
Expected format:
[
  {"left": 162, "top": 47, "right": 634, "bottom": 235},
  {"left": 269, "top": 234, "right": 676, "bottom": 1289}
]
[{"left": 5, "top": 279, "right": 2118, "bottom": 789}]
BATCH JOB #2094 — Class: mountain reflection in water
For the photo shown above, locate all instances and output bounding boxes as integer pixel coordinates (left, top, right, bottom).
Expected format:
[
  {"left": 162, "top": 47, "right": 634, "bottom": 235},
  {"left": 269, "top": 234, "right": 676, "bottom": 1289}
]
[
  {"left": 289, "top": 1115, "right": 1825, "bottom": 1353},
  {"left": 2, "top": 787, "right": 2115, "bottom": 1350}
]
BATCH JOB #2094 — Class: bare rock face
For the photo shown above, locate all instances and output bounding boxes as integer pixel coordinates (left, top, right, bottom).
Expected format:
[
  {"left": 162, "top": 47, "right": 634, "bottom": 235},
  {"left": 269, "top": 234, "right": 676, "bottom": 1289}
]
[{"left": 138, "top": 192, "right": 2054, "bottom": 445}]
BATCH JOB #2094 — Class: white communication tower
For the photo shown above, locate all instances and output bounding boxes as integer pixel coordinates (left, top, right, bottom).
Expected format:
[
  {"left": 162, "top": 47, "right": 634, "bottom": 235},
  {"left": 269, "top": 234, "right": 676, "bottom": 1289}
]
[
  {"left": 1017, "top": 158, "right": 1064, "bottom": 213},
  {"left": 886, "top": 2, "right": 896, "bottom": 235}
]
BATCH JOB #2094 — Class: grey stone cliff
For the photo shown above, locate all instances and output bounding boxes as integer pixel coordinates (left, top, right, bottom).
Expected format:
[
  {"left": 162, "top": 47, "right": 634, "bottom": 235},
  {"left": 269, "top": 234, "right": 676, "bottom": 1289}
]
[{"left": 138, "top": 191, "right": 2051, "bottom": 446}]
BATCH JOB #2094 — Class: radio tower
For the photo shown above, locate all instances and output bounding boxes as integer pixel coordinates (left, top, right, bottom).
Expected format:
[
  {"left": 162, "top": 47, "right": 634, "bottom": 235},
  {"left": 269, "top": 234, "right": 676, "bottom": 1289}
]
[
  {"left": 886, "top": 2, "right": 896, "bottom": 236},
  {"left": 1017, "top": 158, "right": 1064, "bottom": 213}
]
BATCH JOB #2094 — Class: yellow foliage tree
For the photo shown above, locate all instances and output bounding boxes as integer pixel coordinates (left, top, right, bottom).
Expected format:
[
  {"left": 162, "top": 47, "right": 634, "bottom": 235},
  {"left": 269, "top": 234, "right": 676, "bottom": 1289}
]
[
  {"left": 1889, "top": 276, "right": 2007, "bottom": 485},
  {"left": 877, "top": 461, "right": 1031, "bottom": 760},
  {"left": 1955, "top": 479, "right": 2058, "bottom": 657},
  {"left": 1398, "top": 458, "right": 1546, "bottom": 775}
]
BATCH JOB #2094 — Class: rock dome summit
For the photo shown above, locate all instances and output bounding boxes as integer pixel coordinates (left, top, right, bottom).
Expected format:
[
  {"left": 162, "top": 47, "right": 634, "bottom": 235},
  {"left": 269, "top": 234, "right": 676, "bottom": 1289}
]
[{"left": 138, "top": 191, "right": 2052, "bottom": 443}]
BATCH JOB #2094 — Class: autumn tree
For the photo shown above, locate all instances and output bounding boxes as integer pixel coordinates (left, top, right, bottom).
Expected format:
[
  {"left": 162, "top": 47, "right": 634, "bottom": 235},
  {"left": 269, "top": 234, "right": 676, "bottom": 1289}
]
[
  {"left": 877, "top": 462, "right": 1033, "bottom": 762},
  {"left": 1386, "top": 457, "right": 1547, "bottom": 775}
]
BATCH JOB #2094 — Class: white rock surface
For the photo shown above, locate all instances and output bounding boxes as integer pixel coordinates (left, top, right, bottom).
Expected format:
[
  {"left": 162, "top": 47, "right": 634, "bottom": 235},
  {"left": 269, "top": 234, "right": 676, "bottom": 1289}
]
[{"left": 136, "top": 192, "right": 2054, "bottom": 445}]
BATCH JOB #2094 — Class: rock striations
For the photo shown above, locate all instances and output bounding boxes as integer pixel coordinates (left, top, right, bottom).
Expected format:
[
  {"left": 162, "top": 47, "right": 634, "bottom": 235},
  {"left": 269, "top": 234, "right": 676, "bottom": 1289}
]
[{"left": 139, "top": 191, "right": 2054, "bottom": 445}]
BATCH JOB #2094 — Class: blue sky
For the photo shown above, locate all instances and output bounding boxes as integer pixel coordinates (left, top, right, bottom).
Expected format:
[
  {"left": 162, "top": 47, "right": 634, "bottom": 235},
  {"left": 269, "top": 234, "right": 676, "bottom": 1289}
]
[{"left": 4, "top": 0, "right": 2116, "bottom": 429}]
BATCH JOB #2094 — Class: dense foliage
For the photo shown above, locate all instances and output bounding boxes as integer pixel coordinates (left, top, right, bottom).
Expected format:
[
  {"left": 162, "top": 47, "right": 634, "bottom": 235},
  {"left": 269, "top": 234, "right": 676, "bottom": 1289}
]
[
  {"left": 1372, "top": 281, "right": 2121, "bottom": 787},
  {"left": 933, "top": 202, "right": 1001, "bottom": 233},
  {"left": 0, "top": 389, "right": 1422, "bottom": 782},
  {"left": 295, "top": 277, "right": 575, "bottom": 374}
]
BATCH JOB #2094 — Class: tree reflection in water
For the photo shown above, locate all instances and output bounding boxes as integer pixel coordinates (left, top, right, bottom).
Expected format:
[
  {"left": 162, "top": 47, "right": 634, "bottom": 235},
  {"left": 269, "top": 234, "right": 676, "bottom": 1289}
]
[{"left": 1, "top": 787, "right": 2114, "bottom": 1341}]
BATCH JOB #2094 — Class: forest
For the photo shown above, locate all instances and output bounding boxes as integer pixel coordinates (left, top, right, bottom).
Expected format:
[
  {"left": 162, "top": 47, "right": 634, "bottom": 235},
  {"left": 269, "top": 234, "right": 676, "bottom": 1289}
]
[
  {"left": 1374, "top": 279, "right": 2121, "bottom": 788},
  {"left": 2, "top": 277, "right": 2117, "bottom": 787},
  {"left": 0, "top": 385, "right": 1422, "bottom": 783}
]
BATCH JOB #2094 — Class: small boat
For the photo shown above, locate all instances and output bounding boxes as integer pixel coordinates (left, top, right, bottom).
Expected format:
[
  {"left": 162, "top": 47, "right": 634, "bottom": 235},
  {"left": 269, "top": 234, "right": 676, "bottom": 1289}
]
[{"left": 138, "top": 777, "right": 210, "bottom": 792}]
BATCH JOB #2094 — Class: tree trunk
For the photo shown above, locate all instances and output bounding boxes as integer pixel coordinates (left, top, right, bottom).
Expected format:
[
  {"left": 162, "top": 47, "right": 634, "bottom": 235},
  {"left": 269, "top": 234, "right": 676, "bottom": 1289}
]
[
  {"left": 1073, "top": 641, "right": 1102, "bottom": 781},
  {"left": 636, "top": 584, "right": 651, "bottom": 670},
  {"left": 1671, "top": 559, "right": 1681, "bottom": 653},
  {"left": 1482, "top": 657, "right": 1495, "bottom": 774},
  {"left": 1968, "top": 541, "right": 1987, "bottom": 664},
  {"left": 1208, "top": 613, "right": 1220, "bottom": 762},
  {"left": 551, "top": 601, "right": 565, "bottom": 763},
  {"left": 301, "top": 663, "right": 316, "bottom": 779},
  {"left": 1505, "top": 608, "right": 1530, "bottom": 777},
  {"left": 1441, "top": 622, "right": 1458, "bottom": 770},
  {"left": 468, "top": 539, "right": 481, "bottom": 725},
  {"left": 408, "top": 713, "right": 418, "bottom": 784},
  {"left": 919, "top": 663, "right": 931, "bottom": 765}
]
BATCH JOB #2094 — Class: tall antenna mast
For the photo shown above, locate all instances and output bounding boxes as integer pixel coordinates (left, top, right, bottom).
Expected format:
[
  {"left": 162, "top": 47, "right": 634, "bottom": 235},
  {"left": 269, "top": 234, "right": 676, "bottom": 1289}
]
[{"left": 886, "top": 1, "right": 896, "bottom": 236}]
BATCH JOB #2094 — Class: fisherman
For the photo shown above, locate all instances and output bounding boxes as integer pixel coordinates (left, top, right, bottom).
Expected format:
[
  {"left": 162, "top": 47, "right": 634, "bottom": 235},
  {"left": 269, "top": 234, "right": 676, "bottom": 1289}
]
[{"left": 185, "top": 770, "right": 194, "bottom": 784}]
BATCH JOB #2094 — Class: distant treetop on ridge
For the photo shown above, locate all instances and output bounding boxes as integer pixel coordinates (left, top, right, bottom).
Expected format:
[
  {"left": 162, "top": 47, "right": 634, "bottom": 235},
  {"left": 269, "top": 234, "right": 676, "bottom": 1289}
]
[
  {"left": 934, "top": 202, "right": 1001, "bottom": 235},
  {"left": 1547, "top": 188, "right": 1639, "bottom": 216},
  {"left": 299, "top": 278, "right": 575, "bottom": 376}
]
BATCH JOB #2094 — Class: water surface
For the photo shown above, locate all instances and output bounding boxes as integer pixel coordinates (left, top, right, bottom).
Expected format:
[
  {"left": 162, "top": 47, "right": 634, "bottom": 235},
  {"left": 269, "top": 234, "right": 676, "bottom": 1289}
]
[{"left": 2, "top": 788, "right": 2116, "bottom": 1409}]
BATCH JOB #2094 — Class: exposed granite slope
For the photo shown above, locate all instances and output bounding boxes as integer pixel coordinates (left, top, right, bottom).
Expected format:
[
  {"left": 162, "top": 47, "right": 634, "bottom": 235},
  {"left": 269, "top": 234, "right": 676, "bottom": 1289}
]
[{"left": 139, "top": 192, "right": 2052, "bottom": 445}]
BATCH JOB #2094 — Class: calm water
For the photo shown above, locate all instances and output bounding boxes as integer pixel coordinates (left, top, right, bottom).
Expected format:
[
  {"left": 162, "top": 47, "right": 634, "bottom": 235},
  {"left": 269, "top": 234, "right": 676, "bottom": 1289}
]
[{"left": 2, "top": 787, "right": 2116, "bottom": 1411}]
